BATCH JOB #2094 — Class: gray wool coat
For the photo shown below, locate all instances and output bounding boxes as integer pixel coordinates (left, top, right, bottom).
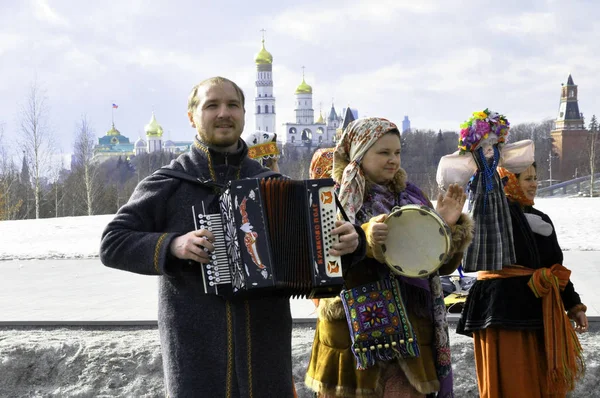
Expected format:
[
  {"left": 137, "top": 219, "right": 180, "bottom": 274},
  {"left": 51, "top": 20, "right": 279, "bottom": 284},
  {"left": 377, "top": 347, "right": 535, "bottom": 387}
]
[{"left": 101, "top": 137, "right": 297, "bottom": 397}]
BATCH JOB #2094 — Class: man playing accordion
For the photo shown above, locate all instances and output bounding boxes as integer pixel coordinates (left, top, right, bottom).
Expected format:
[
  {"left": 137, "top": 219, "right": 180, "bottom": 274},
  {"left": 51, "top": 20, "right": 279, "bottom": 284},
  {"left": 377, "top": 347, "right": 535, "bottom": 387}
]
[{"left": 100, "top": 77, "right": 365, "bottom": 397}]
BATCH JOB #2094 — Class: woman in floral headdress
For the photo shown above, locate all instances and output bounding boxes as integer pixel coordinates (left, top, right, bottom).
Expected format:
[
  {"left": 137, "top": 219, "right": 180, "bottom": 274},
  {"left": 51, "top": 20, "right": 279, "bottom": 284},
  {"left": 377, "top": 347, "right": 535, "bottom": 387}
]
[
  {"left": 305, "top": 117, "right": 474, "bottom": 397},
  {"left": 456, "top": 162, "right": 588, "bottom": 397}
]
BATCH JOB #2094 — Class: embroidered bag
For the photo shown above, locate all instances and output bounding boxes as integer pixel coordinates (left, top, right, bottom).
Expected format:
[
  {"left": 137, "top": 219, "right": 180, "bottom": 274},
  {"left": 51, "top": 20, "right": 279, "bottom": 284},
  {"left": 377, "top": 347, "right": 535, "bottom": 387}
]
[{"left": 340, "top": 275, "right": 419, "bottom": 370}]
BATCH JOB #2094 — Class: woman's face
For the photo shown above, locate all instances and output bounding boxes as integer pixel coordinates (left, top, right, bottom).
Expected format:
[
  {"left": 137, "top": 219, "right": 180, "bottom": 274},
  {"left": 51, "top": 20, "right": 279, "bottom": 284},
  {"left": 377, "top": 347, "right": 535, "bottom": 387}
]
[
  {"left": 518, "top": 165, "right": 538, "bottom": 202},
  {"left": 361, "top": 133, "right": 401, "bottom": 184}
]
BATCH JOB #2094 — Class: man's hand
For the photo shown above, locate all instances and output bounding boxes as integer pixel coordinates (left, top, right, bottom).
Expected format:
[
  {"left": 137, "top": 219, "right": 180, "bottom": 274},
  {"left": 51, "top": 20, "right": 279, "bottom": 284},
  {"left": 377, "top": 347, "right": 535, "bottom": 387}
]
[
  {"left": 329, "top": 220, "right": 359, "bottom": 256},
  {"left": 169, "top": 229, "right": 215, "bottom": 264},
  {"left": 436, "top": 183, "right": 467, "bottom": 227}
]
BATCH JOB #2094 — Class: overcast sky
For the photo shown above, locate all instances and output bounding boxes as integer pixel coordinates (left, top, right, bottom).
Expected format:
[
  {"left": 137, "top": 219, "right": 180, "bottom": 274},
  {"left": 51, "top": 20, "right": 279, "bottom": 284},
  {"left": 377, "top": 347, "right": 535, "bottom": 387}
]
[{"left": 1, "top": 0, "right": 599, "bottom": 158}]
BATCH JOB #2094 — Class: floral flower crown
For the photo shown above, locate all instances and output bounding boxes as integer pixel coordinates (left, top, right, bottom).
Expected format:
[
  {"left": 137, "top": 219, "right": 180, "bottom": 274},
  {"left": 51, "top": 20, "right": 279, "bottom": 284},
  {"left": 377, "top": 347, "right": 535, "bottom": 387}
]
[{"left": 458, "top": 108, "right": 510, "bottom": 153}]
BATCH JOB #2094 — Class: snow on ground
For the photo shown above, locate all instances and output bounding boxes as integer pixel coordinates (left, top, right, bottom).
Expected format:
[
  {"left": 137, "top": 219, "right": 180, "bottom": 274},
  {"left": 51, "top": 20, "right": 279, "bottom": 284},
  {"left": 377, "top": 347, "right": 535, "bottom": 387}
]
[
  {"left": 1, "top": 197, "right": 598, "bottom": 397},
  {"left": 0, "top": 325, "right": 598, "bottom": 398},
  {"left": 1, "top": 198, "right": 599, "bottom": 261}
]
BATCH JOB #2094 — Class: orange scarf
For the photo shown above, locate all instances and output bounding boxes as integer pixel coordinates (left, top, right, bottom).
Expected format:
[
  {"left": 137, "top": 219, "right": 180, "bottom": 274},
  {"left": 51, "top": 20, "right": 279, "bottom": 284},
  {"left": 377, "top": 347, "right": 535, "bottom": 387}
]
[
  {"left": 478, "top": 264, "right": 584, "bottom": 392},
  {"left": 497, "top": 167, "right": 534, "bottom": 207}
]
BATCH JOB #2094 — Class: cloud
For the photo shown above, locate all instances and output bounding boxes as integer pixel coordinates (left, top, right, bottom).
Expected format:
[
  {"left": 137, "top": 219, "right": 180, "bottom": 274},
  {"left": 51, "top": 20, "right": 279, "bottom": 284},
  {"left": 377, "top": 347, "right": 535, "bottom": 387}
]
[
  {"left": 493, "top": 12, "right": 556, "bottom": 34},
  {"left": 32, "top": 0, "right": 70, "bottom": 27},
  {"left": 0, "top": 33, "right": 25, "bottom": 57},
  {"left": 2, "top": 0, "right": 600, "bottom": 157}
]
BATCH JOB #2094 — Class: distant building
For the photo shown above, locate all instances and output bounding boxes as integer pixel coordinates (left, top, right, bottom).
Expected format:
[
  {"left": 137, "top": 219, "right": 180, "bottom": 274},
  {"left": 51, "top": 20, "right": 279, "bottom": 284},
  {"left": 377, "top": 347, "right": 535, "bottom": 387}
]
[
  {"left": 402, "top": 116, "right": 411, "bottom": 133},
  {"left": 550, "top": 74, "right": 588, "bottom": 181},
  {"left": 93, "top": 113, "right": 192, "bottom": 163},
  {"left": 254, "top": 36, "right": 276, "bottom": 134},
  {"left": 93, "top": 123, "right": 134, "bottom": 163}
]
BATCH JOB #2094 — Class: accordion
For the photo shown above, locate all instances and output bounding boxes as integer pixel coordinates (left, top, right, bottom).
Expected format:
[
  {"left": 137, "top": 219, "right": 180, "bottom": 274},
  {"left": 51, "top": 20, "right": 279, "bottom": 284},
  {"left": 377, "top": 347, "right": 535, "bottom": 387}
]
[{"left": 192, "top": 178, "right": 344, "bottom": 298}]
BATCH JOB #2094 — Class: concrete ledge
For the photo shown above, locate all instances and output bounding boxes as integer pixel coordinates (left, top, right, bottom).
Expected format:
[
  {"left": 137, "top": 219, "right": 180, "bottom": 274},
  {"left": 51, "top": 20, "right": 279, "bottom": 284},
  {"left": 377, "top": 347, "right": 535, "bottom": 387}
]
[{"left": 2, "top": 315, "right": 599, "bottom": 328}]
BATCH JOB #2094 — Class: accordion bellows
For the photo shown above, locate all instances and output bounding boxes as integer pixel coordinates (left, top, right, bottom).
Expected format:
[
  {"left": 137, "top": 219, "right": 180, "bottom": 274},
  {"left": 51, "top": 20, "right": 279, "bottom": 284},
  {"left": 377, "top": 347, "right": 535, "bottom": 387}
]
[{"left": 194, "top": 178, "right": 344, "bottom": 298}]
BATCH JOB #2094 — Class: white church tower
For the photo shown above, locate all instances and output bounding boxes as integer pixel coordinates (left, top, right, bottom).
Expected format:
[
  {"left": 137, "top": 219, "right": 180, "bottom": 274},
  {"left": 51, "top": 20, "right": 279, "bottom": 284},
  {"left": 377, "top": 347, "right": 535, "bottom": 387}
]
[
  {"left": 294, "top": 67, "right": 314, "bottom": 126},
  {"left": 254, "top": 31, "right": 276, "bottom": 134}
]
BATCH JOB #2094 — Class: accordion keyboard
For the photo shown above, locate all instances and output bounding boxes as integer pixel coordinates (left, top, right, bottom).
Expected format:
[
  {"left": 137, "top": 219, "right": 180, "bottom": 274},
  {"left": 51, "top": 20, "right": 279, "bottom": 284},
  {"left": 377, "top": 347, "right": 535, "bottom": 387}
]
[
  {"left": 196, "top": 212, "right": 232, "bottom": 295},
  {"left": 316, "top": 186, "right": 342, "bottom": 279}
]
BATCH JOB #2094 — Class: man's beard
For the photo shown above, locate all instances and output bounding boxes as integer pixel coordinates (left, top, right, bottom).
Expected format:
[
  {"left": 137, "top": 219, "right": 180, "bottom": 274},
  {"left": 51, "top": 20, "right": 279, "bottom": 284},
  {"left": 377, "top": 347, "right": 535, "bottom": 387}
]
[{"left": 198, "top": 127, "right": 241, "bottom": 148}]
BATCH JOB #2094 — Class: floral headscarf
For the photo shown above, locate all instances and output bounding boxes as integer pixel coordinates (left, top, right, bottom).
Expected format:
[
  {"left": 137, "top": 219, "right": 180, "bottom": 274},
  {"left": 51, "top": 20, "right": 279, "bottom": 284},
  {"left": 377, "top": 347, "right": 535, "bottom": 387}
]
[
  {"left": 241, "top": 131, "right": 279, "bottom": 166},
  {"left": 334, "top": 117, "right": 399, "bottom": 223},
  {"left": 497, "top": 167, "right": 534, "bottom": 207},
  {"left": 309, "top": 148, "right": 334, "bottom": 179}
]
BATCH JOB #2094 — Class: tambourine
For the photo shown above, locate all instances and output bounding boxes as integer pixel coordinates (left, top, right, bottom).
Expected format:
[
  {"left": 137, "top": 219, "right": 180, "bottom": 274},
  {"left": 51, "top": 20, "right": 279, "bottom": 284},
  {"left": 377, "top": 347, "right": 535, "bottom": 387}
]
[{"left": 382, "top": 205, "right": 451, "bottom": 278}]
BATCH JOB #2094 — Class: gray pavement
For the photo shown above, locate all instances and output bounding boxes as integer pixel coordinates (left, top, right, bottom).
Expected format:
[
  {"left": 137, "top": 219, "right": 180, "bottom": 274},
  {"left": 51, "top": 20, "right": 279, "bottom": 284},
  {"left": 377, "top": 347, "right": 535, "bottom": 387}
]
[{"left": 0, "top": 251, "right": 598, "bottom": 324}]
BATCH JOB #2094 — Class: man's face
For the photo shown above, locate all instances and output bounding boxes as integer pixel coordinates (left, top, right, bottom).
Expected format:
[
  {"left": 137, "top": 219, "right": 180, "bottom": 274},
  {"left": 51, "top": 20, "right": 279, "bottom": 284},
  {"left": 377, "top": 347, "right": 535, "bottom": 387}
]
[{"left": 188, "top": 82, "right": 245, "bottom": 149}]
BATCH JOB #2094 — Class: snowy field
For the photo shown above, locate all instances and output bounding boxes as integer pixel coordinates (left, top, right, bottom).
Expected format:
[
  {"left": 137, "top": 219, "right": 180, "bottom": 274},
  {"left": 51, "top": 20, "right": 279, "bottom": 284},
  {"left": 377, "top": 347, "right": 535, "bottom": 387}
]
[
  {"left": 0, "top": 197, "right": 599, "bottom": 397},
  {"left": 1, "top": 197, "right": 599, "bottom": 261}
]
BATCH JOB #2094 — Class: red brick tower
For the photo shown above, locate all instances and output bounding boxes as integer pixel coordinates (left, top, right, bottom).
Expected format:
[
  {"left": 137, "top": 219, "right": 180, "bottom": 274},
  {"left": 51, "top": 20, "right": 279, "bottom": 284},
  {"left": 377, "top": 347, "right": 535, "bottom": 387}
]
[{"left": 550, "top": 74, "right": 588, "bottom": 181}]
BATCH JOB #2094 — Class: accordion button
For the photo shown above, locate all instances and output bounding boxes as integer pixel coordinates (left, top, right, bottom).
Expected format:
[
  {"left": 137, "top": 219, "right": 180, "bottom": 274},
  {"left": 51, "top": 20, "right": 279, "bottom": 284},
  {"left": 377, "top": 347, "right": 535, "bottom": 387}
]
[
  {"left": 400, "top": 340, "right": 405, "bottom": 344},
  {"left": 369, "top": 346, "right": 375, "bottom": 351},
  {"left": 408, "top": 338, "right": 414, "bottom": 343},
  {"left": 361, "top": 348, "right": 368, "bottom": 353},
  {"left": 391, "top": 342, "right": 397, "bottom": 347},
  {"left": 354, "top": 348, "right": 361, "bottom": 353},
  {"left": 377, "top": 344, "right": 383, "bottom": 350},
  {"left": 384, "top": 344, "right": 390, "bottom": 349}
]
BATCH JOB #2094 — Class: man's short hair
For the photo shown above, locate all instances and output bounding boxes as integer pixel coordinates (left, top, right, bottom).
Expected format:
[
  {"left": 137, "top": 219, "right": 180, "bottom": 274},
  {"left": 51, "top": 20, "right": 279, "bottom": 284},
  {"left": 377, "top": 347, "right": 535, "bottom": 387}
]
[{"left": 187, "top": 77, "right": 246, "bottom": 114}]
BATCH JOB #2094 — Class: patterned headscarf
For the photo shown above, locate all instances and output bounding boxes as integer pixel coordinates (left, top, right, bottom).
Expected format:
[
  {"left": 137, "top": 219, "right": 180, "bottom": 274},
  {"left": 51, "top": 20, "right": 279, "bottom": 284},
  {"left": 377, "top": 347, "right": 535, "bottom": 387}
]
[
  {"left": 309, "top": 148, "right": 334, "bottom": 179},
  {"left": 497, "top": 167, "right": 534, "bottom": 206},
  {"left": 241, "top": 131, "right": 279, "bottom": 166},
  {"left": 334, "top": 117, "right": 399, "bottom": 223}
]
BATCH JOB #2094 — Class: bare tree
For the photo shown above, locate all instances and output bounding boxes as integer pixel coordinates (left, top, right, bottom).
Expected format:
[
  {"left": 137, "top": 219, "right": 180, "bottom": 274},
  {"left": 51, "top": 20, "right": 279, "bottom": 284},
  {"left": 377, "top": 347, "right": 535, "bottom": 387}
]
[
  {"left": 19, "top": 81, "right": 55, "bottom": 219},
  {"left": 0, "top": 123, "right": 23, "bottom": 220},
  {"left": 48, "top": 152, "right": 67, "bottom": 217},
  {"left": 72, "top": 115, "right": 100, "bottom": 215},
  {"left": 589, "top": 115, "right": 599, "bottom": 197}
]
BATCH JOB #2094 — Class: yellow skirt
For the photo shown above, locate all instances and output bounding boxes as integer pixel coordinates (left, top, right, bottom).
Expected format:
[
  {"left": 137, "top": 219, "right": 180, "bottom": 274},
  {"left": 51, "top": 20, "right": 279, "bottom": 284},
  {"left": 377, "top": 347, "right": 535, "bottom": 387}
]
[{"left": 305, "top": 310, "right": 441, "bottom": 397}]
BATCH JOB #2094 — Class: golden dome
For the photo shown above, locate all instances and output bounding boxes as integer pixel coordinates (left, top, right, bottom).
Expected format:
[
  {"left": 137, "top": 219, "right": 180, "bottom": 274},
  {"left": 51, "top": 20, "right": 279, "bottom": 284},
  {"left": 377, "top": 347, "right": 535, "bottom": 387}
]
[
  {"left": 107, "top": 123, "right": 121, "bottom": 136},
  {"left": 295, "top": 77, "right": 312, "bottom": 95},
  {"left": 254, "top": 40, "right": 273, "bottom": 65},
  {"left": 145, "top": 113, "right": 164, "bottom": 137},
  {"left": 316, "top": 111, "right": 324, "bottom": 124}
]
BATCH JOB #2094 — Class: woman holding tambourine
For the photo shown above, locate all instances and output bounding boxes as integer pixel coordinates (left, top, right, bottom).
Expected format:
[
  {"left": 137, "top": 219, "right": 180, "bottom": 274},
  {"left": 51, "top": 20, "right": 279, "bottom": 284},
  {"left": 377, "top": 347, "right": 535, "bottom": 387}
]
[{"left": 305, "top": 117, "right": 474, "bottom": 397}]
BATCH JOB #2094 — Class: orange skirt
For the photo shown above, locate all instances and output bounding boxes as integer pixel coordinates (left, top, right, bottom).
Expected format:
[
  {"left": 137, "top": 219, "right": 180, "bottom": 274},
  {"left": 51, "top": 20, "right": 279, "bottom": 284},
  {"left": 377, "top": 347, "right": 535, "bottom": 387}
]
[{"left": 473, "top": 328, "right": 567, "bottom": 398}]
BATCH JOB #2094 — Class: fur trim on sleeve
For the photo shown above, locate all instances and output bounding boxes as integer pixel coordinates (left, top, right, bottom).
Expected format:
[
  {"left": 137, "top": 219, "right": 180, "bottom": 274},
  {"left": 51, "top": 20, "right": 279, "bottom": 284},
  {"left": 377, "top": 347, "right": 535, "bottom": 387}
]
[
  {"left": 317, "top": 297, "right": 347, "bottom": 321},
  {"left": 568, "top": 303, "right": 587, "bottom": 319},
  {"left": 448, "top": 213, "right": 474, "bottom": 255}
]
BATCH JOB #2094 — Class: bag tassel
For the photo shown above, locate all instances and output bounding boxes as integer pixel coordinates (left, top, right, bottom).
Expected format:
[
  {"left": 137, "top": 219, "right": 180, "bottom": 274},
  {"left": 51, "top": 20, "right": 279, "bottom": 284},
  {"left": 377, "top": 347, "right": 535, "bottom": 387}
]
[{"left": 351, "top": 334, "right": 420, "bottom": 370}]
